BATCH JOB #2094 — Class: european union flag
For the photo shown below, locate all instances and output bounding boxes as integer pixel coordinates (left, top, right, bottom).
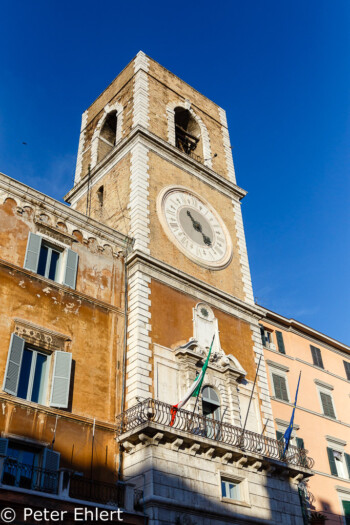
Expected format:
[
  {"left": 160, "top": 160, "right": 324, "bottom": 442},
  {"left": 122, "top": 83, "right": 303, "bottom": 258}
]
[{"left": 282, "top": 371, "right": 301, "bottom": 458}]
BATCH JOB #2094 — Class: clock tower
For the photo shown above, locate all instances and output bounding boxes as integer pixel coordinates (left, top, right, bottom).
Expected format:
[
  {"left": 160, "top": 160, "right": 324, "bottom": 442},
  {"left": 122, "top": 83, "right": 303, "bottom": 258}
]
[
  {"left": 65, "top": 50, "right": 273, "bottom": 435},
  {"left": 64, "top": 52, "right": 311, "bottom": 525}
]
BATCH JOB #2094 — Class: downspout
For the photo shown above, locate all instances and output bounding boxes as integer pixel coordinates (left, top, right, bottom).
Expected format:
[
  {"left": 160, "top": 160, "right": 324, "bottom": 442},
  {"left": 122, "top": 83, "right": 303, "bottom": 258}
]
[{"left": 118, "top": 243, "right": 130, "bottom": 480}]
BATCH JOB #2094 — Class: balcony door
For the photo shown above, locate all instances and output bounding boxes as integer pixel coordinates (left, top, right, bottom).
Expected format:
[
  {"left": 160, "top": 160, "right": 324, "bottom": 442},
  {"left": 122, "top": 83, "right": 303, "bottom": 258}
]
[{"left": 202, "top": 386, "right": 221, "bottom": 440}]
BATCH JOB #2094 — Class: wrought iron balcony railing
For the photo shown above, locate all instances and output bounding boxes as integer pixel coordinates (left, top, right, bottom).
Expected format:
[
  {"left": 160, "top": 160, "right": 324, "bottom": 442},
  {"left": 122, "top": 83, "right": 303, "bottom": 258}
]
[
  {"left": 1, "top": 458, "right": 59, "bottom": 494},
  {"left": 116, "top": 398, "right": 314, "bottom": 470},
  {"left": 69, "top": 474, "right": 125, "bottom": 507}
]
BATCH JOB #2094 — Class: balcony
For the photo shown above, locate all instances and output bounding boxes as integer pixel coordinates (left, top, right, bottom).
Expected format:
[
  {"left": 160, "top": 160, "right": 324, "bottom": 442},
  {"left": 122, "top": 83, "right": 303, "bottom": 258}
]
[
  {"left": 116, "top": 398, "right": 314, "bottom": 472},
  {"left": 0, "top": 458, "right": 125, "bottom": 508}
]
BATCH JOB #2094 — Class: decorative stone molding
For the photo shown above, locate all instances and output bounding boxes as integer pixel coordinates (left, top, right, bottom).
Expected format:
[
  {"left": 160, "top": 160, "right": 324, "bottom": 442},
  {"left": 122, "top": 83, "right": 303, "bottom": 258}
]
[
  {"left": 90, "top": 101, "right": 124, "bottom": 170},
  {"left": 266, "top": 360, "right": 290, "bottom": 372},
  {"left": 125, "top": 268, "right": 152, "bottom": 406},
  {"left": 314, "top": 378, "right": 334, "bottom": 390},
  {"left": 74, "top": 110, "right": 88, "bottom": 184},
  {"left": 13, "top": 318, "right": 71, "bottom": 351},
  {"left": 232, "top": 198, "right": 255, "bottom": 305},
  {"left": 133, "top": 52, "right": 150, "bottom": 129},
  {"left": 218, "top": 107, "right": 236, "bottom": 183},
  {"left": 128, "top": 142, "right": 150, "bottom": 254},
  {"left": 166, "top": 101, "right": 212, "bottom": 167}
]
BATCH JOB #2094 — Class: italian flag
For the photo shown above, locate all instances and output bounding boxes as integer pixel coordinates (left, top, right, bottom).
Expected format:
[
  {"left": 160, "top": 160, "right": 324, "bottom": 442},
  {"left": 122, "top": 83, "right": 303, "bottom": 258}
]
[{"left": 170, "top": 335, "right": 215, "bottom": 426}]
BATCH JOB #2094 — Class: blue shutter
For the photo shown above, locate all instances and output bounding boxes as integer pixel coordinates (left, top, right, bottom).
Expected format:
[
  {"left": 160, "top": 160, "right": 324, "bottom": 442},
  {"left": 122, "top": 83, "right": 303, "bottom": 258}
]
[
  {"left": 3, "top": 334, "right": 25, "bottom": 396},
  {"left": 50, "top": 352, "right": 72, "bottom": 408},
  {"left": 41, "top": 448, "right": 60, "bottom": 492},
  {"left": 0, "top": 438, "right": 8, "bottom": 456},
  {"left": 24, "top": 233, "right": 42, "bottom": 272},
  {"left": 63, "top": 249, "right": 78, "bottom": 289}
]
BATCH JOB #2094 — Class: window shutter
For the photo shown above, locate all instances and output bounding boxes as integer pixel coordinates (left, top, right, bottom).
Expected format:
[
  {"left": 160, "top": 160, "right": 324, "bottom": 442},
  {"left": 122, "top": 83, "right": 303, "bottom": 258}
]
[
  {"left": 260, "top": 327, "right": 266, "bottom": 347},
  {"left": 24, "top": 233, "right": 42, "bottom": 272},
  {"left": 311, "top": 345, "right": 324, "bottom": 369},
  {"left": 41, "top": 448, "right": 60, "bottom": 492},
  {"left": 273, "top": 374, "right": 288, "bottom": 402},
  {"left": 3, "top": 334, "right": 25, "bottom": 396},
  {"left": 50, "top": 351, "right": 72, "bottom": 408},
  {"left": 0, "top": 438, "right": 8, "bottom": 456},
  {"left": 276, "top": 331, "right": 286, "bottom": 354},
  {"left": 344, "top": 453, "right": 350, "bottom": 478},
  {"left": 296, "top": 437, "right": 305, "bottom": 450},
  {"left": 344, "top": 361, "right": 350, "bottom": 381},
  {"left": 63, "top": 249, "right": 78, "bottom": 289},
  {"left": 276, "top": 431, "right": 284, "bottom": 441},
  {"left": 320, "top": 392, "right": 336, "bottom": 419},
  {"left": 327, "top": 447, "right": 338, "bottom": 476}
]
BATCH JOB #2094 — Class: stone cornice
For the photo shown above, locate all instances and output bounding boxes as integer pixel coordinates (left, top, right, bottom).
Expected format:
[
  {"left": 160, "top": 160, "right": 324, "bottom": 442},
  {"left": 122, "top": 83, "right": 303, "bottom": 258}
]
[
  {"left": 0, "top": 259, "right": 124, "bottom": 315},
  {"left": 0, "top": 172, "right": 131, "bottom": 250},
  {"left": 261, "top": 306, "right": 350, "bottom": 355},
  {"left": 126, "top": 250, "right": 266, "bottom": 323},
  {"left": 64, "top": 126, "right": 247, "bottom": 206}
]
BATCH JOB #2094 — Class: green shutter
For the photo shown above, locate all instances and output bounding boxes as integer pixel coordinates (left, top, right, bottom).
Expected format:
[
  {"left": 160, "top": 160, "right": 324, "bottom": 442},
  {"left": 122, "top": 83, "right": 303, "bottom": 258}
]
[
  {"left": 327, "top": 447, "right": 338, "bottom": 476},
  {"left": 63, "top": 249, "right": 78, "bottom": 289},
  {"left": 344, "top": 453, "right": 350, "bottom": 479},
  {"left": 260, "top": 326, "right": 266, "bottom": 347},
  {"left": 3, "top": 334, "right": 25, "bottom": 396},
  {"left": 343, "top": 500, "right": 350, "bottom": 524},
  {"left": 344, "top": 361, "right": 350, "bottom": 381},
  {"left": 311, "top": 345, "right": 324, "bottom": 368},
  {"left": 272, "top": 374, "right": 289, "bottom": 402},
  {"left": 320, "top": 392, "right": 336, "bottom": 419},
  {"left": 24, "top": 233, "right": 42, "bottom": 272},
  {"left": 276, "top": 331, "right": 286, "bottom": 354},
  {"left": 296, "top": 437, "right": 305, "bottom": 449},
  {"left": 276, "top": 431, "right": 284, "bottom": 441}
]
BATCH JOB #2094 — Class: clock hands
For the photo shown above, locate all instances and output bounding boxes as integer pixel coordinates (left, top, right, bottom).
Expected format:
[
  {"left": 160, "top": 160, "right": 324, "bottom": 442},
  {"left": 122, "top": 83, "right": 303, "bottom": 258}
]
[{"left": 186, "top": 210, "right": 212, "bottom": 246}]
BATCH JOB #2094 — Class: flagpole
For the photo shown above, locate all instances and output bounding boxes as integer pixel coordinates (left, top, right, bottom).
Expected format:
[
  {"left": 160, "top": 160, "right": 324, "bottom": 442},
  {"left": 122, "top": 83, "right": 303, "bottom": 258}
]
[
  {"left": 190, "top": 335, "right": 215, "bottom": 423},
  {"left": 241, "top": 354, "right": 262, "bottom": 442}
]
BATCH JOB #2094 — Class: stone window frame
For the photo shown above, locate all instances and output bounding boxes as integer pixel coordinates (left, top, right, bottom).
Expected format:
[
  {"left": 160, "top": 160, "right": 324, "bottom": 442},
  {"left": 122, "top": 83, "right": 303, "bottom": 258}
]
[
  {"left": 90, "top": 101, "right": 124, "bottom": 169},
  {"left": 166, "top": 100, "right": 212, "bottom": 167},
  {"left": 218, "top": 471, "right": 251, "bottom": 507},
  {"left": 315, "top": 380, "right": 337, "bottom": 420},
  {"left": 267, "top": 361, "right": 291, "bottom": 403},
  {"left": 7, "top": 319, "right": 72, "bottom": 408}
]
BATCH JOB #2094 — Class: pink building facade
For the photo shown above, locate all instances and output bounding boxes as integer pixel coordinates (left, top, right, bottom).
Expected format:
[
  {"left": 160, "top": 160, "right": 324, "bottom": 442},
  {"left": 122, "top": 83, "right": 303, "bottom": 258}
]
[{"left": 261, "top": 310, "right": 350, "bottom": 524}]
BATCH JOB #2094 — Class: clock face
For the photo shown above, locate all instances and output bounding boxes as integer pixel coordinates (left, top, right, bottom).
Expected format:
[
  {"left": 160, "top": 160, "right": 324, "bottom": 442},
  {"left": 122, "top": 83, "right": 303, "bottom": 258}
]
[{"left": 157, "top": 186, "right": 233, "bottom": 269}]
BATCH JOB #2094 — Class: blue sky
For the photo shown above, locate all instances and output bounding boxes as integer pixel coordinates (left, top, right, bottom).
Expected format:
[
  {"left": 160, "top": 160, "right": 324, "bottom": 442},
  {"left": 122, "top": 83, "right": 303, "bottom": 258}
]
[{"left": 1, "top": 1, "right": 349, "bottom": 343}]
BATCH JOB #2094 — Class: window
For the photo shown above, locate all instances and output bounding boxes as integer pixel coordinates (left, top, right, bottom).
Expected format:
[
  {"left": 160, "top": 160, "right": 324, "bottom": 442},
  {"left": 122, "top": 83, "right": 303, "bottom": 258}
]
[
  {"left": 320, "top": 391, "right": 336, "bottom": 419},
  {"left": 0, "top": 438, "right": 60, "bottom": 494},
  {"left": 24, "top": 233, "right": 78, "bottom": 289},
  {"left": 272, "top": 373, "right": 289, "bottom": 402},
  {"left": 311, "top": 345, "right": 324, "bottom": 369},
  {"left": 3, "top": 333, "right": 72, "bottom": 409},
  {"left": 260, "top": 326, "right": 272, "bottom": 348},
  {"left": 327, "top": 447, "right": 350, "bottom": 479},
  {"left": 97, "top": 185, "right": 104, "bottom": 207},
  {"left": 344, "top": 361, "right": 350, "bottom": 381},
  {"left": 221, "top": 480, "right": 240, "bottom": 500},
  {"left": 220, "top": 475, "right": 250, "bottom": 506},
  {"left": 202, "top": 386, "right": 220, "bottom": 439},
  {"left": 275, "top": 331, "right": 286, "bottom": 354},
  {"left": 97, "top": 111, "right": 118, "bottom": 162},
  {"left": 174, "top": 107, "right": 200, "bottom": 157}
]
